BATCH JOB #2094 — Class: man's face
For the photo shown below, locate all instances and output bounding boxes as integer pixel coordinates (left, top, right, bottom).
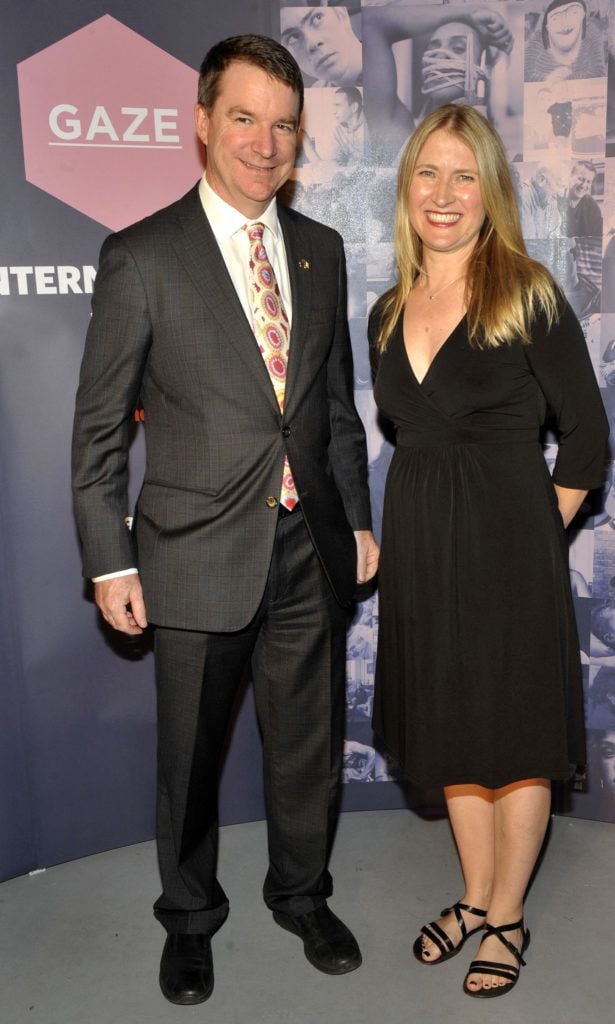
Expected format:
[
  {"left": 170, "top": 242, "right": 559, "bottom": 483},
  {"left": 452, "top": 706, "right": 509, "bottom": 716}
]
[
  {"left": 546, "top": 2, "right": 585, "bottom": 55},
  {"left": 281, "top": 7, "right": 361, "bottom": 85},
  {"left": 599, "top": 732, "right": 615, "bottom": 792},
  {"left": 597, "top": 607, "right": 615, "bottom": 647},
  {"left": 533, "top": 165, "right": 555, "bottom": 200},
  {"left": 195, "top": 61, "right": 299, "bottom": 219},
  {"left": 568, "top": 164, "right": 595, "bottom": 203},
  {"left": 332, "top": 93, "right": 352, "bottom": 124}
]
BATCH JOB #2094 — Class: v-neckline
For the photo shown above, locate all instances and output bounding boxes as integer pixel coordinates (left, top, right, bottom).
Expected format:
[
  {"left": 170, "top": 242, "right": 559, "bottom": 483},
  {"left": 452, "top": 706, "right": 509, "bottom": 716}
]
[{"left": 401, "top": 315, "right": 465, "bottom": 387}]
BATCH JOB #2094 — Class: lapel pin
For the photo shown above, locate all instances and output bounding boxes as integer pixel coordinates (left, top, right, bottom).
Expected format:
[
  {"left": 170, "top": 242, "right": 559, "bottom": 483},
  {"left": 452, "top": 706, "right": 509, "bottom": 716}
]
[{"left": 298, "top": 258, "right": 310, "bottom": 270}]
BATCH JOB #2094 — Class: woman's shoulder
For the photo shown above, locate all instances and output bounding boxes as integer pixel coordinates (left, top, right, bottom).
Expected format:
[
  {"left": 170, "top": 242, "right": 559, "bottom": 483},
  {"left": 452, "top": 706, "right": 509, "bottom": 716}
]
[
  {"left": 531, "top": 282, "right": 571, "bottom": 328},
  {"left": 526, "top": 285, "right": 584, "bottom": 355}
]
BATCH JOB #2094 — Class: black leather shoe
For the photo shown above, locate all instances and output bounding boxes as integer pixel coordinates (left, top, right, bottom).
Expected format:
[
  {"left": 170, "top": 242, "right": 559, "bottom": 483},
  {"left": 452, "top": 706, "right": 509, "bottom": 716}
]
[
  {"left": 273, "top": 905, "right": 362, "bottom": 975},
  {"left": 159, "top": 933, "right": 214, "bottom": 1005}
]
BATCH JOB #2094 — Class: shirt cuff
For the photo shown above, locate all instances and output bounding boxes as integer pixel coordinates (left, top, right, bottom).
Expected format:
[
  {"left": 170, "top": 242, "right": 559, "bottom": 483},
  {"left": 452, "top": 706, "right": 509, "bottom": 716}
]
[{"left": 92, "top": 568, "right": 139, "bottom": 582}]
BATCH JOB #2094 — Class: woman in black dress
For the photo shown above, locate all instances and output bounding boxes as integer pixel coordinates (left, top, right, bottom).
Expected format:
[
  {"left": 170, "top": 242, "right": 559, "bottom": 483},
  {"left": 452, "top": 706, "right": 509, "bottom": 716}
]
[{"left": 369, "top": 104, "right": 608, "bottom": 998}]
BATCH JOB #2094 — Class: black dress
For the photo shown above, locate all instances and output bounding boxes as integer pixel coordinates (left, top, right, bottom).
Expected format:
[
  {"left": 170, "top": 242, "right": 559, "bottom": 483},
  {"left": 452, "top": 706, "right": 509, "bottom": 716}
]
[{"left": 369, "top": 299, "right": 608, "bottom": 789}]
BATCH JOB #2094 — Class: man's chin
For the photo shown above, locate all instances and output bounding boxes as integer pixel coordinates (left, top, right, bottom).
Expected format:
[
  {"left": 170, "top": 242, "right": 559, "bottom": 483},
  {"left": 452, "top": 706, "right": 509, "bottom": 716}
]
[
  {"left": 247, "top": 185, "right": 280, "bottom": 204},
  {"left": 239, "top": 174, "right": 286, "bottom": 202}
]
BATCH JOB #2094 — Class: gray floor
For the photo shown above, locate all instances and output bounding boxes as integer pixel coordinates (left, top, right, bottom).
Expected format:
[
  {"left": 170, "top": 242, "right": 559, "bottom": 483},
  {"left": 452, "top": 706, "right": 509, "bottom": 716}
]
[{"left": 1, "top": 809, "right": 613, "bottom": 1024}]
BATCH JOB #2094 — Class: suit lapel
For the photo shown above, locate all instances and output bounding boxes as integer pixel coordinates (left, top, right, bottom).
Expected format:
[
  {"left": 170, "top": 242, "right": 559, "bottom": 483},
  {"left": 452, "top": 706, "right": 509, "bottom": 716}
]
[
  {"left": 170, "top": 187, "right": 280, "bottom": 413},
  {"left": 278, "top": 204, "right": 312, "bottom": 413}
]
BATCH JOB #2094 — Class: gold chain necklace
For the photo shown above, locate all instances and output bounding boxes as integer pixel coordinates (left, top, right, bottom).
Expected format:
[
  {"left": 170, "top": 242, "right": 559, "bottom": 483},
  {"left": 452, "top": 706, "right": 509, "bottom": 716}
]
[{"left": 420, "top": 273, "right": 466, "bottom": 301}]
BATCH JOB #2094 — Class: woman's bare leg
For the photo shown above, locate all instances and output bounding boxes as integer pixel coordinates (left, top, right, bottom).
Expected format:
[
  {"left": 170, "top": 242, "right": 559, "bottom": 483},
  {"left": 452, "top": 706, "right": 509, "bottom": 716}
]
[
  {"left": 463, "top": 778, "right": 551, "bottom": 993},
  {"left": 418, "top": 778, "right": 550, "bottom": 985},
  {"left": 418, "top": 784, "right": 495, "bottom": 961}
]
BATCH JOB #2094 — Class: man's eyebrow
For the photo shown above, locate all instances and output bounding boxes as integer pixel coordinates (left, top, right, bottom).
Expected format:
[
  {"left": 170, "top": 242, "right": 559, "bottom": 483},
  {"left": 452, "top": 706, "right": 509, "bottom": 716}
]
[
  {"left": 227, "top": 105, "right": 298, "bottom": 129},
  {"left": 228, "top": 105, "right": 254, "bottom": 118},
  {"left": 281, "top": 12, "right": 311, "bottom": 37}
]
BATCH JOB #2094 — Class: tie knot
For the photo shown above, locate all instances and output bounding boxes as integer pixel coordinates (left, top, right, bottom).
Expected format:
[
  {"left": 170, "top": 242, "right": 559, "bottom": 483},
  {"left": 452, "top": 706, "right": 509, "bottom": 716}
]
[{"left": 246, "top": 222, "right": 265, "bottom": 244}]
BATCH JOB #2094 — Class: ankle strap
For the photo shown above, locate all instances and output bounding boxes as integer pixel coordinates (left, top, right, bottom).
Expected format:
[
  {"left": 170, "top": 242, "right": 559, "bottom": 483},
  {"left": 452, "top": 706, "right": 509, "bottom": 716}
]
[
  {"left": 456, "top": 902, "right": 487, "bottom": 918},
  {"left": 483, "top": 920, "right": 527, "bottom": 966},
  {"left": 440, "top": 901, "right": 487, "bottom": 940}
]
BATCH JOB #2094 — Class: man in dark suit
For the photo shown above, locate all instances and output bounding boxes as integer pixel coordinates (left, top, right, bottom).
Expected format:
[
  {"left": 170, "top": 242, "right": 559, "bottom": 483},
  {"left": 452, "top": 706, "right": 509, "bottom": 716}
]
[{"left": 72, "top": 35, "right": 378, "bottom": 1006}]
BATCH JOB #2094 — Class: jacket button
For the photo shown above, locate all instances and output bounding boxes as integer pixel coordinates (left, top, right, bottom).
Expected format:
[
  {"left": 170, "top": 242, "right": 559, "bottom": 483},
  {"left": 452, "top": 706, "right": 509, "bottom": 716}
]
[
  {"left": 282, "top": 427, "right": 291, "bottom": 438},
  {"left": 265, "top": 495, "right": 278, "bottom": 509}
]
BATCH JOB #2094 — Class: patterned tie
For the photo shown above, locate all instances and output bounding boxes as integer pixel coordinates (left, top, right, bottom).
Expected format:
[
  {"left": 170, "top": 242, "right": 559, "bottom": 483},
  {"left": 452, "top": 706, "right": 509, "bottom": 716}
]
[{"left": 245, "top": 222, "right": 298, "bottom": 511}]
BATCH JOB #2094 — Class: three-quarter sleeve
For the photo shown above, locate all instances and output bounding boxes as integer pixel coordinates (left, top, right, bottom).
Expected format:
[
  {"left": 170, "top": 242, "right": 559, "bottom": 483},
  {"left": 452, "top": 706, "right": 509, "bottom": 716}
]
[{"left": 524, "top": 299, "right": 609, "bottom": 489}]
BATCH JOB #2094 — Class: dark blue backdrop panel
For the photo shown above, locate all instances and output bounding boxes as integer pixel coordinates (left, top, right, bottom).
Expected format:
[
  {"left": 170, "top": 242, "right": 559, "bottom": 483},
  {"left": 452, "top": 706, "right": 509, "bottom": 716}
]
[{"left": 0, "top": 0, "right": 274, "bottom": 881}]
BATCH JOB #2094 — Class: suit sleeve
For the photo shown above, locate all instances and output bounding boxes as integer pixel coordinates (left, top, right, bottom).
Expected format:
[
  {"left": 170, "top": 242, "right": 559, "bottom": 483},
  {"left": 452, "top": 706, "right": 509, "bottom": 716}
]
[
  {"left": 71, "top": 233, "right": 153, "bottom": 578},
  {"left": 325, "top": 237, "right": 372, "bottom": 531},
  {"left": 524, "top": 298, "right": 609, "bottom": 490}
]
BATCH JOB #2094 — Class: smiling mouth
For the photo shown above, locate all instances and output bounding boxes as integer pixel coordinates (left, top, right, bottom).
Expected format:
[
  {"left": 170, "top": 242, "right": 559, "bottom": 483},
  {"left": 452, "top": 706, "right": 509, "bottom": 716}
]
[
  {"left": 242, "top": 160, "right": 276, "bottom": 172},
  {"left": 426, "top": 211, "right": 461, "bottom": 224}
]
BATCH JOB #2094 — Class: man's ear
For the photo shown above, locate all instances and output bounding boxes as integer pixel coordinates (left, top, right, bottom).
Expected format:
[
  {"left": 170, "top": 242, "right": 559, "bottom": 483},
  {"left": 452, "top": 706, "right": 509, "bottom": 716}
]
[{"left": 195, "top": 103, "right": 209, "bottom": 146}]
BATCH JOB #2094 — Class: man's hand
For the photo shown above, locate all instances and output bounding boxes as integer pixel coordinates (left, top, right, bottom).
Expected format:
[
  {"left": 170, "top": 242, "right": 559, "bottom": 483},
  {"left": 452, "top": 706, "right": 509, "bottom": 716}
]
[
  {"left": 354, "top": 530, "right": 380, "bottom": 584},
  {"left": 94, "top": 575, "right": 148, "bottom": 635}
]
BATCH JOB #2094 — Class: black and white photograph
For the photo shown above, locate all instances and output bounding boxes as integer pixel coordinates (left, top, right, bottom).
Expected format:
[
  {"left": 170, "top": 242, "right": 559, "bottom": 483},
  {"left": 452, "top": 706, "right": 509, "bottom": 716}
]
[
  {"left": 280, "top": 5, "right": 362, "bottom": 86},
  {"left": 362, "top": 2, "right": 524, "bottom": 162},
  {"left": 524, "top": 0, "right": 608, "bottom": 84}
]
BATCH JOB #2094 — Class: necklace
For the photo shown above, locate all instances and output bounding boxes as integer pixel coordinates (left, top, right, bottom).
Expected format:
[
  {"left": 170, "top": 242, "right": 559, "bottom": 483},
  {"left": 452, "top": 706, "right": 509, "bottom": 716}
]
[{"left": 420, "top": 273, "right": 466, "bottom": 301}]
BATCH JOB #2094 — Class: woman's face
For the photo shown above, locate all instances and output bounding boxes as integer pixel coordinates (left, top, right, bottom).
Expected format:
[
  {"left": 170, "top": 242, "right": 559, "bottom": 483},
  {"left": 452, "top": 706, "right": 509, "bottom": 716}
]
[
  {"left": 408, "top": 129, "right": 486, "bottom": 259},
  {"left": 421, "top": 23, "right": 482, "bottom": 102}
]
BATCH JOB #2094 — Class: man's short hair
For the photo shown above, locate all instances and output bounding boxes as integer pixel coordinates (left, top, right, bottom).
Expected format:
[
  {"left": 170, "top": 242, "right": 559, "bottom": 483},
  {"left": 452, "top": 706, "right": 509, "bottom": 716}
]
[
  {"left": 571, "top": 159, "right": 596, "bottom": 178},
  {"left": 198, "top": 34, "right": 304, "bottom": 114},
  {"left": 335, "top": 86, "right": 363, "bottom": 115}
]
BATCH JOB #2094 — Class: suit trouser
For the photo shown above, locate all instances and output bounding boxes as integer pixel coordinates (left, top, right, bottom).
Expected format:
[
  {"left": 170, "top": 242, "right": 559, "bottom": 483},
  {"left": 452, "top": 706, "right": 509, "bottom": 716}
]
[{"left": 152, "top": 509, "right": 349, "bottom": 935}]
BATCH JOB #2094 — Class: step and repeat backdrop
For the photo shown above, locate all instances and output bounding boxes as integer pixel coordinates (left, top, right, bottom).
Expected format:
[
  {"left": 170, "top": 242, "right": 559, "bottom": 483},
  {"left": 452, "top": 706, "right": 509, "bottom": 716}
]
[{"left": 2, "top": 0, "right": 615, "bottom": 881}]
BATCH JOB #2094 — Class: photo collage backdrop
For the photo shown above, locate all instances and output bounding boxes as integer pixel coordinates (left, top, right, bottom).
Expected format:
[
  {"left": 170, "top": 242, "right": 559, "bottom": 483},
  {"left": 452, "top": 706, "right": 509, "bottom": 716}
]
[
  {"left": 275, "top": 0, "right": 615, "bottom": 822},
  {"left": 4, "top": 1, "right": 615, "bottom": 882}
]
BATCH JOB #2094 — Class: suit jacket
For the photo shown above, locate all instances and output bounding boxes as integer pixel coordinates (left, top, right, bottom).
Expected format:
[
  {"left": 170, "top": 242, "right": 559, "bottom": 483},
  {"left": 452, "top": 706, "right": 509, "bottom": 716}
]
[{"left": 72, "top": 184, "right": 372, "bottom": 631}]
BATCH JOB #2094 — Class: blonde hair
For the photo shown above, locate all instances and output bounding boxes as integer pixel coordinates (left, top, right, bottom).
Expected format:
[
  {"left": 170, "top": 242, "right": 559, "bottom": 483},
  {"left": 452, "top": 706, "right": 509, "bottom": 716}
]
[{"left": 375, "top": 104, "right": 560, "bottom": 352}]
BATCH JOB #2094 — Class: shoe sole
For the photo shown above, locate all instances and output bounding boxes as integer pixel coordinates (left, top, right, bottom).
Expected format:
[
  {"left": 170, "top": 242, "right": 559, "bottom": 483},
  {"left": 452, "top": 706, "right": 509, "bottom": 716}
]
[
  {"left": 159, "top": 974, "right": 214, "bottom": 1005},
  {"left": 462, "top": 929, "right": 531, "bottom": 999},
  {"left": 273, "top": 911, "right": 362, "bottom": 975},
  {"left": 159, "top": 982, "right": 214, "bottom": 1005}
]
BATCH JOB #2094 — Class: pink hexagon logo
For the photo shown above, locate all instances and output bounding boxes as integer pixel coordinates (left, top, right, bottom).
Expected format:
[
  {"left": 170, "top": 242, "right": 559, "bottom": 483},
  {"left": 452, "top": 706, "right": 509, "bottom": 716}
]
[{"left": 17, "top": 16, "right": 203, "bottom": 230}]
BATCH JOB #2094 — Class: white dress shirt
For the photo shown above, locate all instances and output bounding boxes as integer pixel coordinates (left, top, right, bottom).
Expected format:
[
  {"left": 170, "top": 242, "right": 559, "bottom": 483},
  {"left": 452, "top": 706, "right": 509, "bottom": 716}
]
[
  {"left": 198, "top": 174, "right": 292, "bottom": 326},
  {"left": 93, "top": 173, "right": 293, "bottom": 582}
]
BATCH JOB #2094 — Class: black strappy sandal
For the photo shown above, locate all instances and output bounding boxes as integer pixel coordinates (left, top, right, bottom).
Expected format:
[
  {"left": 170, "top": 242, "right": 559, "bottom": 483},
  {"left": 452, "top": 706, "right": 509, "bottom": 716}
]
[
  {"left": 462, "top": 919, "right": 530, "bottom": 998},
  {"left": 412, "top": 901, "right": 487, "bottom": 964}
]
